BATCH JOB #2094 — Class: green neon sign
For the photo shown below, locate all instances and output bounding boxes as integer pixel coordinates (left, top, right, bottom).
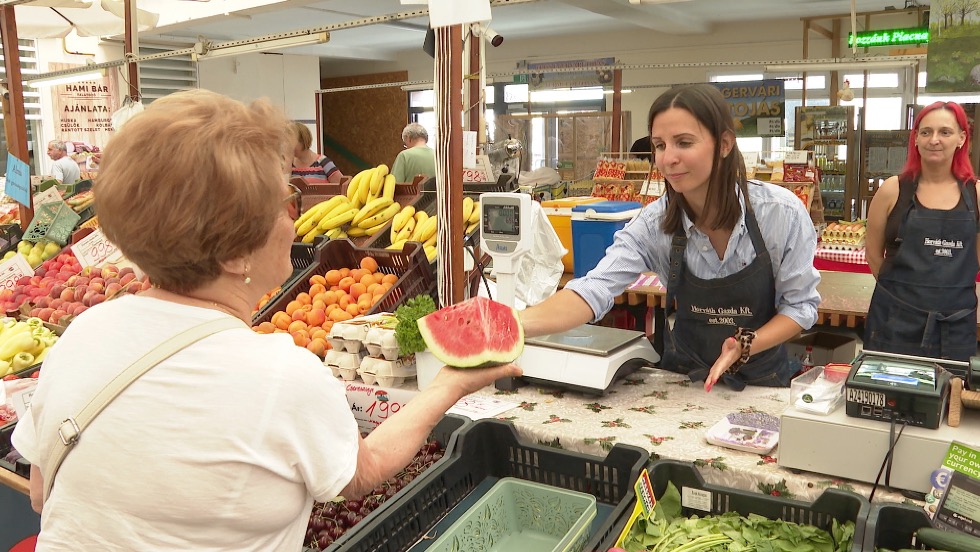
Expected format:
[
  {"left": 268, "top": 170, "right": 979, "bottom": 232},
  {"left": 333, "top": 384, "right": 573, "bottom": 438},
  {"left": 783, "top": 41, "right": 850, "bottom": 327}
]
[{"left": 847, "top": 27, "right": 929, "bottom": 47}]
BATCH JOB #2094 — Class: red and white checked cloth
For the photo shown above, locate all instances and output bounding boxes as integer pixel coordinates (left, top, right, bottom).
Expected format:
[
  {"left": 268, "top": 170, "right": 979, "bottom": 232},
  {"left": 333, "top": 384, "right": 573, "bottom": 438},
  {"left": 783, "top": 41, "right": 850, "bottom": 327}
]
[
  {"left": 815, "top": 246, "right": 866, "bottom": 265},
  {"left": 628, "top": 273, "right": 663, "bottom": 290}
]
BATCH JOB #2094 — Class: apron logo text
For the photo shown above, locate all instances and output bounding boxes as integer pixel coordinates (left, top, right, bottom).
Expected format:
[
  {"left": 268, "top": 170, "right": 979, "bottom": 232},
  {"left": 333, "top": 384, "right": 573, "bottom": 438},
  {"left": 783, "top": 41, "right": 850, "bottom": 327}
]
[
  {"left": 690, "top": 305, "right": 754, "bottom": 316},
  {"left": 923, "top": 237, "right": 964, "bottom": 248}
]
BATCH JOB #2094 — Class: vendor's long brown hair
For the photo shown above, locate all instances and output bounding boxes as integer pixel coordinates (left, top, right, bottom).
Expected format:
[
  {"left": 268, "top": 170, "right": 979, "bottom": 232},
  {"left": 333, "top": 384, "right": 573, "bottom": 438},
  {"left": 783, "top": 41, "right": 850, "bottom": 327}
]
[{"left": 648, "top": 84, "right": 747, "bottom": 234}]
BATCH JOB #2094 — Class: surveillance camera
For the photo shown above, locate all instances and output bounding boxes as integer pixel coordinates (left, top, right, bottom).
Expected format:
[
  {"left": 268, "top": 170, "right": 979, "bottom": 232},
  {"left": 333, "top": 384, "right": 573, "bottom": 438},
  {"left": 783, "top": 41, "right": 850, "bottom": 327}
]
[{"left": 484, "top": 27, "right": 504, "bottom": 47}]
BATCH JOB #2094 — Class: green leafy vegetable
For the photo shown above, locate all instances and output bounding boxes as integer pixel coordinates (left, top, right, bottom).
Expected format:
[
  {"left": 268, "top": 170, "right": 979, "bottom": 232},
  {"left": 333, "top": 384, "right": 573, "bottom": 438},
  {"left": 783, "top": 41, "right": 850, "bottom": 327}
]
[
  {"left": 622, "top": 482, "right": 855, "bottom": 552},
  {"left": 393, "top": 295, "right": 437, "bottom": 356}
]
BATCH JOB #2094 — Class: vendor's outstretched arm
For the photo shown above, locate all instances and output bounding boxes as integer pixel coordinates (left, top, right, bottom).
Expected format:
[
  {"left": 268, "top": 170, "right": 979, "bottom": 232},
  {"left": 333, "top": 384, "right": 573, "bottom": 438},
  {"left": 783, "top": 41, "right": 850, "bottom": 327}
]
[
  {"left": 704, "top": 313, "right": 803, "bottom": 392},
  {"left": 520, "top": 289, "right": 595, "bottom": 338}
]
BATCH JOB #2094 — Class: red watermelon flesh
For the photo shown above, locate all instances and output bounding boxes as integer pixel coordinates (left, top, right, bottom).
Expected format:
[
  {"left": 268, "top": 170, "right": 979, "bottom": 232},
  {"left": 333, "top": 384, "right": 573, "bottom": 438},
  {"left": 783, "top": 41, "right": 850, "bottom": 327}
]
[{"left": 417, "top": 296, "right": 524, "bottom": 368}]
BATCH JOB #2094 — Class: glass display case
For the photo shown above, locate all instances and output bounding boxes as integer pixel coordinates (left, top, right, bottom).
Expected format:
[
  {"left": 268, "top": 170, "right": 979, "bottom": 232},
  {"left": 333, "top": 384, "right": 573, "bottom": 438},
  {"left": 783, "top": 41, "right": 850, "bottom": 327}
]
[{"left": 795, "top": 106, "right": 857, "bottom": 221}]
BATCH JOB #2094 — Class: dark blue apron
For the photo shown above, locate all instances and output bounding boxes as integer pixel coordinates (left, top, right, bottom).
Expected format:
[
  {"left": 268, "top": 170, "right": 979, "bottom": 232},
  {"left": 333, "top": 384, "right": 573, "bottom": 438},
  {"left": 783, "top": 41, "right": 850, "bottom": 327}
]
[
  {"left": 661, "top": 186, "right": 792, "bottom": 391},
  {"left": 864, "top": 180, "right": 979, "bottom": 361}
]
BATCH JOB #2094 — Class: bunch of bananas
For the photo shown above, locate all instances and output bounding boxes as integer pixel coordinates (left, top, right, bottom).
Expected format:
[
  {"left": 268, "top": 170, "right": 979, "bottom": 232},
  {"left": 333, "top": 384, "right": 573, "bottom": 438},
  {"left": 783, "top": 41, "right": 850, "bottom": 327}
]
[
  {"left": 346, "top": 164, "right": 395, "bottom": 210},
  {"left": 385, "top": 197, "right": 480, "bottom": 263},
  {"left": 293, "top": 164, "right": 402, "bottom": 243}
]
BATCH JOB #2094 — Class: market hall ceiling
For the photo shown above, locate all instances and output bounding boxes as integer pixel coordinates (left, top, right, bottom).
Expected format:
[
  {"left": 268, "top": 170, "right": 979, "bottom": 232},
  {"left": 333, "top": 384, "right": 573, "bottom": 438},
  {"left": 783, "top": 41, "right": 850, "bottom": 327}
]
[{"left": 133, "top": 0, "right": 919, "bottom": 63}]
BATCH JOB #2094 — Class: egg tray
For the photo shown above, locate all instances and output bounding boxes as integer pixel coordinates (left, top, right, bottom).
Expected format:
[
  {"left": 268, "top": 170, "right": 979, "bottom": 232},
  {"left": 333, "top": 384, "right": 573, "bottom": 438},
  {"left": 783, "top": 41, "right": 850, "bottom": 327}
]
[{"left": 818, "top": 243, "right": 865, "bottom": 251}]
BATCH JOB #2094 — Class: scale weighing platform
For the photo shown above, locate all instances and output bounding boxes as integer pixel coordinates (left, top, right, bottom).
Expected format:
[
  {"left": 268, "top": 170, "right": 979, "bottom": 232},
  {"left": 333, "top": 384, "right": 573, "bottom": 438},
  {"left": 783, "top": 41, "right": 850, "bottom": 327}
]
[
  {"left": 509, "top": 324, "right": 660, "bottom": 395},
  {"left": 480, "top": 192, "right": 660, "bottom": 395}
]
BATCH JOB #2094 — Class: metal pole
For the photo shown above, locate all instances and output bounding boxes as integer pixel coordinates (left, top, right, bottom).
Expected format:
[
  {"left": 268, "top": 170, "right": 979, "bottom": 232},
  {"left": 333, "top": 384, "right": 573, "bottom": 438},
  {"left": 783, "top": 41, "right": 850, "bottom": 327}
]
[{"left": 124, "top": 0, "right": 140, "bottom": 101}]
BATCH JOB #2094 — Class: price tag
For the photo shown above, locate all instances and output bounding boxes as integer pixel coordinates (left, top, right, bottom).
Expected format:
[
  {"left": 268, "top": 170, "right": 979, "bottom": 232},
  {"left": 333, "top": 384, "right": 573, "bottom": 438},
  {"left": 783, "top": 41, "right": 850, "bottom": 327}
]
[
  {"left": 784, "top": 150, "right": 810, "bottom": 165},
  {"left": 447, "top": 394, "right": 519, "bottom": 420},
  {"left": 345, "top": 382, "right": 419, "bottom": 433},
  {"left": 33, "top": 186, "right": 64, "bottom": 207},
  {"left": 10, "top": 381, "right": 39, "bottom": 420},
  {"left": 758, "top": 117, "right": 784, "bottom": 137},
  {"left": 0, "top": 254, "right": 34, "bottom": 293},
  {"left": 73, "top": 228, "right": 119, "bottom": 269},
  {"left": 633, "top": 469, "right": 657, "bottom": 520}
]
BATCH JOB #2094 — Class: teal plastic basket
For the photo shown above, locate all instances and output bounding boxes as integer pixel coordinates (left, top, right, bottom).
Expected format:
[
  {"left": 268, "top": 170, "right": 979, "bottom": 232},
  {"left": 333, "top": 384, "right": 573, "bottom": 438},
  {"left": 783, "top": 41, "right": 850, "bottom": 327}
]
[
  {"left": 23, "top": 202, "right": 81, "bottom": 245},
  {"left": 426, "top": 477, "right": 597, "bottom": 552}
]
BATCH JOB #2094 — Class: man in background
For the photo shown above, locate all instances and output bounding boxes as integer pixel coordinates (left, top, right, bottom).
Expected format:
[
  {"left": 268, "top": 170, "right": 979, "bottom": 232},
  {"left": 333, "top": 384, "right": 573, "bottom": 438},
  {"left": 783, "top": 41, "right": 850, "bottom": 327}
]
[
  {"left": 391, "top": 123, "right": 436, "bottom": 183},
  {"left": 47, "top": 140, "right": 80, "bottom": 184}
]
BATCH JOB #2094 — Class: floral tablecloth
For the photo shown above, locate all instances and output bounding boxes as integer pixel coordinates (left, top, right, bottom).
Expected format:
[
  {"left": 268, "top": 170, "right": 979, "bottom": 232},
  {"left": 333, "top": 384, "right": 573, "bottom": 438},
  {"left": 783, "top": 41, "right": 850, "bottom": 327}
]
[{"left": 475, "top": 367, "right": 917, "bottom": 506}]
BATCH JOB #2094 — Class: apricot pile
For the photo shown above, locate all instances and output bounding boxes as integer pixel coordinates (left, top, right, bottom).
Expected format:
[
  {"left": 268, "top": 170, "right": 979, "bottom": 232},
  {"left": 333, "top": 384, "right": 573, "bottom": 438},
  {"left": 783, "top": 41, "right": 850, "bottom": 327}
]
[{"left": 252, "top": 256, "right": 399, "bottom": 358}]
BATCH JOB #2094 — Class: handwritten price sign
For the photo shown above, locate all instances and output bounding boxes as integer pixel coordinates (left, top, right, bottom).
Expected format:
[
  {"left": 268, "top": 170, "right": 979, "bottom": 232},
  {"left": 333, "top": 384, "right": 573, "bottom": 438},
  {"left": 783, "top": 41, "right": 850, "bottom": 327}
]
[
  {"left": 73, "top": 228, "right": 119, "bottom": 269},
  {"left": 0, "top": 254, "right": 34, "bottom": 293},
  {"left": 344, "top": 382, "right": 419, "bottom": 433}
]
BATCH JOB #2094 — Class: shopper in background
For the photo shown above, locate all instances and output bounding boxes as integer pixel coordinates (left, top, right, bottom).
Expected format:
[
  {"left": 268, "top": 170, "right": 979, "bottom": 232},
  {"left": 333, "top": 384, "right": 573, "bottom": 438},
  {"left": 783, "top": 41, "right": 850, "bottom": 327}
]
[
  {"left": 864, "top": 101, "right": 979, "bottom": 361},
  {"left": 12, "top": 90, "right": 519, "bottom": 551},
  {"left": 629, "top": 135, "right": 652, "bottom": 162},
  {"left": 45, "top": 140, "right": 80, "bottom": 184},
  {"left": 290, "top": 121, "right": 344, "bottom": 184},
  {"left": 520, "top": 83, "right": 820, "bottom": 392},
  {"left": 391, "top": 122, "right": 436, "bottom": 183}
]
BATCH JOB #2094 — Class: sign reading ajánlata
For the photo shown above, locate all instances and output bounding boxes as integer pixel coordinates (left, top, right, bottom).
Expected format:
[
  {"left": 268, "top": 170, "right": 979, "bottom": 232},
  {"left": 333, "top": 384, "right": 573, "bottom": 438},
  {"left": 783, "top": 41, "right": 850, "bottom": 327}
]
[
  {"left": 49, "top": 62, "right": 119, "bottom": 165},
  {"left": 710, "top": 80, "right": 785, "bottom": 138}
]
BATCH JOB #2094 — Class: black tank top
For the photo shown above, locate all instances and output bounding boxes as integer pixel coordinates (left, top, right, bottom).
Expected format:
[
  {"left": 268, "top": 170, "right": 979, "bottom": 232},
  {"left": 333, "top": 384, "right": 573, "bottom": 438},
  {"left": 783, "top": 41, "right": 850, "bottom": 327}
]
[{"left": 883, "top": 176, "right": 978, "bottom": 259}]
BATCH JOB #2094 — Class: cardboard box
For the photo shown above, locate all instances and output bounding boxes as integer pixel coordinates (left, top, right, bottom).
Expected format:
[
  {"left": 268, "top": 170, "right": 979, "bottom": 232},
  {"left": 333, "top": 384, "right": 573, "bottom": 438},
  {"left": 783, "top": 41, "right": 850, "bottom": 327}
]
[{"left": 785, "top": 331, "right": 859, "bottom": 367}]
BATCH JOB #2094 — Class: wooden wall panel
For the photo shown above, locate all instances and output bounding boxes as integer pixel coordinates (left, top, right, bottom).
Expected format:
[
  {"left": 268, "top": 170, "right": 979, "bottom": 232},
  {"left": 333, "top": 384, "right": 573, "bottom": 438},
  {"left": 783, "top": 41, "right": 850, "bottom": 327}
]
[{"left": 320, "top": 71, "right": 408, "bottom": 177}]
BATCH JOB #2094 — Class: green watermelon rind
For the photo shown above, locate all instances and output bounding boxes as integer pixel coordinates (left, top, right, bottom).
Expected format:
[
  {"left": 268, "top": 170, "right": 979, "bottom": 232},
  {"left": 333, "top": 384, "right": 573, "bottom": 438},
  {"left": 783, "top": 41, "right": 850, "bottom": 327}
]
[{"left": 417, "top": 296, "right": 524, "bottom": 368}]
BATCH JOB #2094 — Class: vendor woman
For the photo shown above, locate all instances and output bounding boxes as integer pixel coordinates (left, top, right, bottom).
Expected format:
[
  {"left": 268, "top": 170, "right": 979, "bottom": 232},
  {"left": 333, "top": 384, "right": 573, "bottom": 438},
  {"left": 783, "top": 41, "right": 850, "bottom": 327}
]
[{"left": 520, "top": 84, "right": 821, "bottom": 392}]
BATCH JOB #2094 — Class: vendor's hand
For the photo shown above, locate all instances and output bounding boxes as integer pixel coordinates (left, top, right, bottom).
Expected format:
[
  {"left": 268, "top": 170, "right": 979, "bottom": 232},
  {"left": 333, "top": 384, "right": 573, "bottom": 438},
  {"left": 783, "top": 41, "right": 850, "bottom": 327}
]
[
  {"left": 431, "top": 363, "right": 522, "bottom": 398},
  {"left": 704, "top": 337, "right": 740, "bottom": 392}
]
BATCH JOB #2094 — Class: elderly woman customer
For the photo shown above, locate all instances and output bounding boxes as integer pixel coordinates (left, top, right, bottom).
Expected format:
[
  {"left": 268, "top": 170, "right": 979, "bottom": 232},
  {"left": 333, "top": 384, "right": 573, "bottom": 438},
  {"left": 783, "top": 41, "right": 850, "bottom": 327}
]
[
  {"left": 290, "top": 121, "right": 344, "bottom": 184},
  {"left": 12, "top": 90, "right": 518, "bottom": 551}
]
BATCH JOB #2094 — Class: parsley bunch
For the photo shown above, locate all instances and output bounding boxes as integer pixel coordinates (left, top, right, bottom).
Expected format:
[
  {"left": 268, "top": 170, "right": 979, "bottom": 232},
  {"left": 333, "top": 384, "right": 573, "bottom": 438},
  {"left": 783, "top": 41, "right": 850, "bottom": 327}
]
[{"left": 393, "top": 295, "right": 437, "bottom": 356}]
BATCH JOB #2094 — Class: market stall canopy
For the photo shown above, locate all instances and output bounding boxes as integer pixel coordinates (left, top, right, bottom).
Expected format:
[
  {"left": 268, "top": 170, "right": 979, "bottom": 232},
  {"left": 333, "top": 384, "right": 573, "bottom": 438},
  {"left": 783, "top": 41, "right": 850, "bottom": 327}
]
[{"left": 14, "top": 0, "right": 159, "bottom": 38}]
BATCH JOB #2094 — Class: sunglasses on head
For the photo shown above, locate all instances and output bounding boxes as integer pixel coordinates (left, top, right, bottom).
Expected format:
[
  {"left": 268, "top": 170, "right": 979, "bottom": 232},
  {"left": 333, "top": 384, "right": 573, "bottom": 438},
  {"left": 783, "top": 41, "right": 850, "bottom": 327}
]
[{"left": 284, "top": 183, "right": 302, "bottom": 220}]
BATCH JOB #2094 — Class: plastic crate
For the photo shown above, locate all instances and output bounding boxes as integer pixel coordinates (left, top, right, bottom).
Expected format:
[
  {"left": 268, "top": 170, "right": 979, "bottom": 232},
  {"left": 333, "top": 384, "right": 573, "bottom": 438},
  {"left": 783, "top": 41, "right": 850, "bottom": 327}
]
[
  {"left": 61, "top": 179, "right": 93, "bottom": 199},
  {"left": 425, "top": 478, "right": 597, "bottom": 552},
  {"left": 604, "top": 459, "right": 869, "bottom": 552},
  {"left": 864, "top": 503, "right": 933, "bottom": 550},
  {"left": 0, "top": 421, "right": 30, "bottom": 478},
  {"left": 329, "top": 419, "right": 649, "bottom": 552},
  {"left": 310, "top": 415, "right": 471, "bottom": 551},
  {"left": 251, "top": 236, "right": 328, "bottom": 324},
  {"left": 0, "top": 224, "right": 24, "bottom": 257},
  {"left": 252, "top": 238, "right": 434, "bottom": 326},
  {"left": 73, "top": 204, "right": 96, "bottom": 230},
  {"left": 23, "top": 202, "right": 81, "bottom": 246}
]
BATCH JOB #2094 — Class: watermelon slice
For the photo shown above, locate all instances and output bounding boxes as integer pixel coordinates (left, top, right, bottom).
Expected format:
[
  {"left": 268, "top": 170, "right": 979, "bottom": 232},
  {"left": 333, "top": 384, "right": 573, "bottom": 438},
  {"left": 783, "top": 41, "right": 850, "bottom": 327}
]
[{"left": 417, "top": 296, "right": 524, "bottom": 368}]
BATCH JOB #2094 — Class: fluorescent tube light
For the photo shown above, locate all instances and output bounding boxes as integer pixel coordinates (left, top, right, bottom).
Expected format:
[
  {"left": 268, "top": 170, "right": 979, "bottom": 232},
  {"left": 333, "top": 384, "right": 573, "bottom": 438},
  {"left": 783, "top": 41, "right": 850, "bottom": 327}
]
[
  {"left": 766, "top": 60, "right": 916, "bottom": 72},
  {"left": 27, "top": 69, "right": 105, "bottom": 88},
  {"left": 195, "top": 32, "right": 329, "bottom": 61}
]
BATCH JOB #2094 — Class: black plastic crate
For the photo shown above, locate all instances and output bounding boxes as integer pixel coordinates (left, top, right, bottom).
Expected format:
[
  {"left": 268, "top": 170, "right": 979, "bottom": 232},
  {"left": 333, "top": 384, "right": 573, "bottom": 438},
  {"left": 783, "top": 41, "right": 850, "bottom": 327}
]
[
  {"left": 0, "top": 224, "right": 23, "bottom": 257},
  {"left": 308, "top": 414, "right": 471, "bottom": 551},
  {"left": 251, "top": 236, "right": 328, "bottom": 324},
  {"left": 0, "top": 421, "right": 30, "bottom": 478},
  {"left": 864, "top": 503, "right": 933, "bottom": 550},
  {"left": 330, "top": 418, "right": 649, "bottom": 552},
  {"left": 602, "top": 459, "right": 869, "bottom": 552},
  {"left": 252, "top": 238, "right": 433, "bottom": 326}
]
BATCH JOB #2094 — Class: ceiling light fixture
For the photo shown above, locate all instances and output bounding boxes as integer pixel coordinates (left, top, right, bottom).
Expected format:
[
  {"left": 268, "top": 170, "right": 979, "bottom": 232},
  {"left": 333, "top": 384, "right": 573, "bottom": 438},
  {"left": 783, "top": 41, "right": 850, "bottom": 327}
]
[
  {"left": 765, "top": 60, "right": 917, "bottom": 72},
  {"left": 27, "top": 69, "right": 105, "bottom": 88},
  {"left": 194, "top": 32, "right": 329, "bottom": 61}
]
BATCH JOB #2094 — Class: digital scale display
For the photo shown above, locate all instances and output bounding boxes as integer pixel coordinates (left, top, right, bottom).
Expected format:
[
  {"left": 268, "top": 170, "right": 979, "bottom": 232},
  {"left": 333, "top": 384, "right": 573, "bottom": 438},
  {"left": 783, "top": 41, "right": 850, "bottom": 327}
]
[
  {"left": 853, "top": 358, "right": 937, "bottom": 389},
  {"left": 483, "top": 204, "right": 520, "bottom": 236}
]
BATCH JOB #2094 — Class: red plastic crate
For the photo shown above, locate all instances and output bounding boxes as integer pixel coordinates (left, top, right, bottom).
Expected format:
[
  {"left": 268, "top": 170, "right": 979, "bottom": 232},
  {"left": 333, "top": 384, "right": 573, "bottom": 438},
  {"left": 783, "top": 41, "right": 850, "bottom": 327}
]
[{"left": 252, "top": 238, "right": 434, "bottom": 326}]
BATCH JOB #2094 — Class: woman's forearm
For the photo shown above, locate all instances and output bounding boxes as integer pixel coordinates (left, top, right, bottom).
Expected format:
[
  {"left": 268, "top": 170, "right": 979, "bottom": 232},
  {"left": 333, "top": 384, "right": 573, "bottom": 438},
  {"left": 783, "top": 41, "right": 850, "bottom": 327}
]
[{"left": 520, "top": 289, "right": 595, "bottom": 338}]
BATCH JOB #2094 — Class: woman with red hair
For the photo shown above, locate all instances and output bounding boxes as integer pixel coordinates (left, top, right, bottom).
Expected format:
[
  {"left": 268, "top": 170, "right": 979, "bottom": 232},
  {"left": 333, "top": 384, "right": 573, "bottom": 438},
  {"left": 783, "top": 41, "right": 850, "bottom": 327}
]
[{"left": 864, "top": 101, "right": 978, "bottom": 360}]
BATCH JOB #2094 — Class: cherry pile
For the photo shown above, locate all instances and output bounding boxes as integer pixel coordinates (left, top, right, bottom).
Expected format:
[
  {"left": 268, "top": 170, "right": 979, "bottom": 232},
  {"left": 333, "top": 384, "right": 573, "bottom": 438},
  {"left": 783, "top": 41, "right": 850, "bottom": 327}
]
[{"left": 304, "top": 439, "right": 445, "bottom": 550}]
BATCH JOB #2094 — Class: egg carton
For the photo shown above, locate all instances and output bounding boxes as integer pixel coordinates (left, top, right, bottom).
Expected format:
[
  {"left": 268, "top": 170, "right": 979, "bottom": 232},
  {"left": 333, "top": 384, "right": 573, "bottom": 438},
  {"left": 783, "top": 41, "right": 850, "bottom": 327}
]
[
  {"left": 363, "top": 326, "right": 401, "bottom": 360},
  {"left": 819, "top": 242, "right": 865, "bottom": 251},
  {"left": 327, "top": 313, "right": 396, "bottom": 354},
  {"left": 324, "top": 349, "right": 368, "bottom": 381},
  {"left": 357, "top": 356, "right": 417, "bottom": 387}
]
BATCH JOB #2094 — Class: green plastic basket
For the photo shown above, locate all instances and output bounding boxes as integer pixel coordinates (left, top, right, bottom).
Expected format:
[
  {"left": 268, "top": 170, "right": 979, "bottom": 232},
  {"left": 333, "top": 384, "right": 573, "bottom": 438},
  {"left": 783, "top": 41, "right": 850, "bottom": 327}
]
[{"left": 23, "top": 202, "right": 81, "bottom": 245}]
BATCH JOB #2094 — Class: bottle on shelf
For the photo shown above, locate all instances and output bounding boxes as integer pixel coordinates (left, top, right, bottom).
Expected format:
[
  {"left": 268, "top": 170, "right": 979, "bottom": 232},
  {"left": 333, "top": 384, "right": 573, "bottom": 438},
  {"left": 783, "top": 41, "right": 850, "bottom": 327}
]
[{"left": 800, "top": 345, "right": 815, "bottom": 374}]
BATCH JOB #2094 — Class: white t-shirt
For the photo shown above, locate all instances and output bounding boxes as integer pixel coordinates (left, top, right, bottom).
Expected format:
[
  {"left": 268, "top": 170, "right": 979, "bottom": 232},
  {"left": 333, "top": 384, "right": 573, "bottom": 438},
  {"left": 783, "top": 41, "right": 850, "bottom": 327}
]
[
  {"left": 13, "top": 295, "right": 359, "bottom": 551},
  {"left": 50, "top": 156, "right": 80, "bottom": 185}
]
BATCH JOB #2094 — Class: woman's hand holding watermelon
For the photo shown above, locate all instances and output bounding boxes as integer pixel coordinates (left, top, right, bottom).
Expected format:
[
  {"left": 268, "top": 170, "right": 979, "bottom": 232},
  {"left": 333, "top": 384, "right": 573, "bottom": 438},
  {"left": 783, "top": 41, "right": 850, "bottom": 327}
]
[{"left": 429, "top": 363, "right": 523, "bottom": 396}]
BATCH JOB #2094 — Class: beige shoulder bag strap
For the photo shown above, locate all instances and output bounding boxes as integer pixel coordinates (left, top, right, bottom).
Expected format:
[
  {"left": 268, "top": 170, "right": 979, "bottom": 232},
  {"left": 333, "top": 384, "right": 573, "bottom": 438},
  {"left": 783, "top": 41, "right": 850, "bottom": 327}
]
[{"left": 42, "top": 317, "right": 245, "bottom": 502}]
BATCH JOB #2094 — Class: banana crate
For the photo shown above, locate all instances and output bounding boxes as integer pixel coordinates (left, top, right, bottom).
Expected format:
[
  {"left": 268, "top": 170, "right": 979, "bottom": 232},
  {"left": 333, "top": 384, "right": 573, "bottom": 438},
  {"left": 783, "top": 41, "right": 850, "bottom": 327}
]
[{"left": 252, "top": 238, "right": 434, "bottom": 327}]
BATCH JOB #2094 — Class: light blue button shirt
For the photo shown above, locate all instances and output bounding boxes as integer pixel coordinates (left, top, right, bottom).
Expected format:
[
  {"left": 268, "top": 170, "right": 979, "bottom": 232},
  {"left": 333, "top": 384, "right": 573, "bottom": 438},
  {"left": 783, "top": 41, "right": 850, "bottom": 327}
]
[{"left": 565, "top": 181, "right": 821, "bottom": 329}]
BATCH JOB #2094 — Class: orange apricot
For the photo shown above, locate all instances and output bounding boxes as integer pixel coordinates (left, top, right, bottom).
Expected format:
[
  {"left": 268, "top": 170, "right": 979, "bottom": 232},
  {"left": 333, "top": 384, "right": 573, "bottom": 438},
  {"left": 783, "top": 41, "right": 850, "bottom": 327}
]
[
  {"left": 338, "top": 295, "right": 352, "bottom": 310},
  {"left": 339, "top": 267, "right": 351, "bottom": 278},
  {"left": 307, "top": 308, "right": 327, "bottom": 327},
  {"left": 257, "top": 321, "right": 276, "bottom": 334},
  {"left": 309, "top": 283, "right": 326, "bottom": 297},
  {"left": 307, "top": 338, "right": 327, "bottom": 357},
  {"left": 310, "top": 328, "right": 327, "bottom": 341},
  {"left": 309, "top": 274, "right": 327, "bottom": 287},
  {"left": 291, "top": 331, "right": 310, "bottom": 348},
  {"left": 381, "top": 273, "right": 398, "bottom": 285},
  {"left": 325, "top": 270, "right": 342, "bottom": 285},
  {"left": 359, "top": 274, "right": 375, "bottom": 287},
  {"left": 338, "top": 276, "right": 355, "bottom": 292},
  {"left": 296, "top": 292, "right": 312, "bottom": 305},
  {"left": 349, "top": 282, "right": 367, "bottom": 300},
  {"left": 360, "top": 256, "right": 379, "bottom": 273},
  {"left": 323, "top": 290, "right": 339, "bottom": 305},
  {"left": 312, "top": 299, "right": 327, "bottom": 311},
  {"left": 372, "top": 272, "right": 385, "bottom": 284},
  {"left": 285, "top": 300, "right": 303, "bottom": 316},
  {"left": 287, "top": 320, "right": 308, "bottom": 334},
  {"left": 346, "top": 303, "right": 360, "bottom": 317},
  {"left": 321, "top": 321, "right": 334, "bottom": 332},
  {"left": 291, "top": 308, "right": 308, "bottom": 322},
  {"left": 272, "top": 311, "right": 291, "bottom": 330},
  {"left": 350, "top": 268, "right": 366, "bottom": 283},
  {"left": 367, "top": 283, "right": 381, "bottom": 295},
  {"left": 329, "top": 309, "right": 353, "bottom": 322}
]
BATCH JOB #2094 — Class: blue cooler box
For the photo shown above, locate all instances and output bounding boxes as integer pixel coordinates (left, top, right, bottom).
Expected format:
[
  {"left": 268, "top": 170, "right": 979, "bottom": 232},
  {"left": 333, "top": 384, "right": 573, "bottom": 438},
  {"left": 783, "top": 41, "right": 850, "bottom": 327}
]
[{"left": 571, "top": 201, "right": 642, "bottom": 278}]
